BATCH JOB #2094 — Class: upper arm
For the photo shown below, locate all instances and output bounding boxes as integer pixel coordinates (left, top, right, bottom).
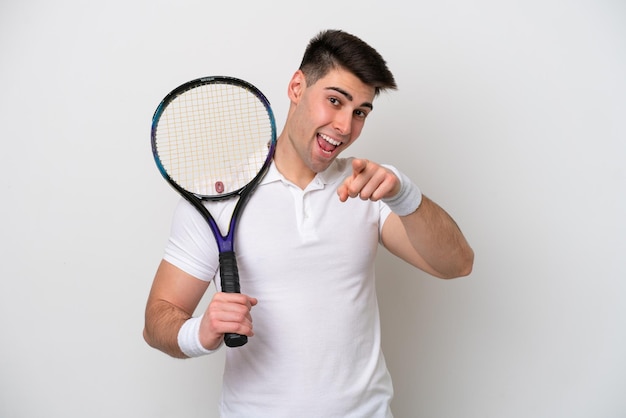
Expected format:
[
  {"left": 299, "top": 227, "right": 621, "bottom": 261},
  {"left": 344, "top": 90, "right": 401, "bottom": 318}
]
[{"left": 146, "top": 259, "right": 211, "bottom": 316}]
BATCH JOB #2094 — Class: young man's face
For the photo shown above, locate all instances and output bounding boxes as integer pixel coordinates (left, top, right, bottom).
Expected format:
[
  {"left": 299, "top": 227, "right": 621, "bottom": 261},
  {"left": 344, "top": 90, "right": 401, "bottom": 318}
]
[{"left": 284, "top": 67, "right": 376, "bottom": 175}]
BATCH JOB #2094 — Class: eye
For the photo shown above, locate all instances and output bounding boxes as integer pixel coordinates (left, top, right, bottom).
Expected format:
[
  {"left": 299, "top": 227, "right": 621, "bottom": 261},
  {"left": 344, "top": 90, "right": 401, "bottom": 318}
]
[
  {"left": 328, "top": 97, "right": 340, "bottom": 106},
  {"left": 354, "top": 109, "right": 369, "bottom": 119}
]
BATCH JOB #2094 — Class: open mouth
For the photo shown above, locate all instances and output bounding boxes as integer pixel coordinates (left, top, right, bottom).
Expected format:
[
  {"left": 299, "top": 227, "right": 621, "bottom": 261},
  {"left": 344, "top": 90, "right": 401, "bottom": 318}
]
[{"left": 317, "top": 133, "right": 343, "bottom": 155}]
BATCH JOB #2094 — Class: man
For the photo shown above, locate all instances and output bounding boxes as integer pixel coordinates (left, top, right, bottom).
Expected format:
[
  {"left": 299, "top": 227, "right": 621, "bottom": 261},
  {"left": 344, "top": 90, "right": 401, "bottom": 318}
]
[{"left": 144, "top": 29, "right": 473, "bottom": 417}]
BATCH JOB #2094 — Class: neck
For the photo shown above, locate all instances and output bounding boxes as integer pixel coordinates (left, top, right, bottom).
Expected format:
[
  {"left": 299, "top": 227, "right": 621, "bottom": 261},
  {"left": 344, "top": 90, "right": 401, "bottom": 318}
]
[{"left": 273, "top": 135, "right": 316, "bottom": 189}]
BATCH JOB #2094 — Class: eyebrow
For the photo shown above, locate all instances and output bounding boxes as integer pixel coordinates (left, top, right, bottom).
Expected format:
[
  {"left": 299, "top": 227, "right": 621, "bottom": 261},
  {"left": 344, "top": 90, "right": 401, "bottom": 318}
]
[{"left": 326, "top": 86, "right": 374, "bottom": 110}]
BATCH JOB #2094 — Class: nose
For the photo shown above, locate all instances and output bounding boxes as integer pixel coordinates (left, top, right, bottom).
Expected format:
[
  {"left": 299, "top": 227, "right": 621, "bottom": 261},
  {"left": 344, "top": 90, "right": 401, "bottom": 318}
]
[{"left": 333, "top": 110, "right": 352, "bottom": 136}]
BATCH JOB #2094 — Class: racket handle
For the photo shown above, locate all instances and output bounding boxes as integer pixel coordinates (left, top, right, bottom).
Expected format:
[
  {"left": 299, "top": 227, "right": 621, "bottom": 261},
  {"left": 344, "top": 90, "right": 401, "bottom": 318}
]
[
  {"left": 225, "top": 333, "right": 248, "bottom": 347},
  {"left": 219, "top": 251, "right": 241, "bottom": 293},
  {"left": 219, "top": 251, "right": 248, "bottom": 348}
]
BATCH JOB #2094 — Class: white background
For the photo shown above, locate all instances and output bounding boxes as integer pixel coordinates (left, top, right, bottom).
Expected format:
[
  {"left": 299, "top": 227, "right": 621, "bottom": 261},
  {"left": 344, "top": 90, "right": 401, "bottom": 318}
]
[{"left": 1, "top": 1, "right": 624, "bottom": 417}]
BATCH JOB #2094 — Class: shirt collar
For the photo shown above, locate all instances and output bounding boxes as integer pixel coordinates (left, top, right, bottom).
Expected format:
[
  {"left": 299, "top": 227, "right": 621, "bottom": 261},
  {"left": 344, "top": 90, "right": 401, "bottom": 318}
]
[{"left": 260, "top": 159, "right": 346, "bottom": 187}]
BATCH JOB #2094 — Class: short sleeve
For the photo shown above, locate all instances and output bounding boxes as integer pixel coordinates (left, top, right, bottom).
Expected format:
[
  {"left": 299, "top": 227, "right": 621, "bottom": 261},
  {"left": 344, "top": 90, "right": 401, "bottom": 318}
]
[
  {"left": 378, "top": 201, "right": 392, "bottom": 245},
  {"left": 162, "top": 198, "right": 219, "bottom": 282}
]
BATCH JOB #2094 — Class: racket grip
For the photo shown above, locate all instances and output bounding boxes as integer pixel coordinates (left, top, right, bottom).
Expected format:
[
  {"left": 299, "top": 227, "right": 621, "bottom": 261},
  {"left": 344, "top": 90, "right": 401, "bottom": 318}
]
[
  {"left": 219, "top": 251, "right": 248, "bottom": 348},
  {"left": 219, "top": 251, "right": 241, "bottom": 293}
]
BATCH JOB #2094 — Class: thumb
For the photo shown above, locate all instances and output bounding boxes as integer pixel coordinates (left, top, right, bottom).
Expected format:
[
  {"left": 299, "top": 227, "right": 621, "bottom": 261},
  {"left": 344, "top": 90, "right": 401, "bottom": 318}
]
[
  {"left": 337, "top": 159, "right": 368, "bottom": 202},
  {"left": 351, "top": 158, "right": 368, "bottom": 175}
]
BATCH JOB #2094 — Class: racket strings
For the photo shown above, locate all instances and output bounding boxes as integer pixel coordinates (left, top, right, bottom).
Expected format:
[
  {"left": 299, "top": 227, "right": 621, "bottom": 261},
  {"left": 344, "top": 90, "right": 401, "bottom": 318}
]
[{"left": 155, "top": 83, "right": 273, "bottom": 196}]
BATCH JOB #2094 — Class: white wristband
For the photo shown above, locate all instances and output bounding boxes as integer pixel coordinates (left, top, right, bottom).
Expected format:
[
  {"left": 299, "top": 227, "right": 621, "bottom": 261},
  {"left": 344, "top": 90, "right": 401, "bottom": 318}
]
[
  {"left": 381, "top": 164, "right": 422, "bottom": 216},
  {"left": 177, "top": 315, "right": 222, "bottom": 357}
]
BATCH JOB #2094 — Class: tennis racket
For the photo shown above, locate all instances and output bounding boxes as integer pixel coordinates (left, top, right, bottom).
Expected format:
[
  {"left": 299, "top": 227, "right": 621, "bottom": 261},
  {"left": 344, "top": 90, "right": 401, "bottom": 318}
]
[{"left": 151, "top": 76, "right": 276, "bottom": 348}]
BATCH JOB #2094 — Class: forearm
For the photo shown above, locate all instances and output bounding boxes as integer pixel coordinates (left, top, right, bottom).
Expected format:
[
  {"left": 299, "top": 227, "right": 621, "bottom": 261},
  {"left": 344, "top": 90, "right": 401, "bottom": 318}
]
[
  {"left": 400, "top": 195, "right": 474, "bottom": 278},
  {"left": 143, "top": 299, "right": 190, "bottom": 359}
]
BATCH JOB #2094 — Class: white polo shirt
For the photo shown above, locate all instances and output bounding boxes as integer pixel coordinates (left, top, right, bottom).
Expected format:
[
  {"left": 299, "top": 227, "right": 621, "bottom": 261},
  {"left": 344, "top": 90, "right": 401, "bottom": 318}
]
[{"left": 164, "top": 157, "right": 394, "bottom": 418}]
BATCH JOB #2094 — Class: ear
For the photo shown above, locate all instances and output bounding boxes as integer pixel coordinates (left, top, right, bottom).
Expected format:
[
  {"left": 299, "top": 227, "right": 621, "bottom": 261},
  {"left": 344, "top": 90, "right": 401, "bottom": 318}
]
[{"left": 287, "top": 70, "right": 306, "bottom": 103}]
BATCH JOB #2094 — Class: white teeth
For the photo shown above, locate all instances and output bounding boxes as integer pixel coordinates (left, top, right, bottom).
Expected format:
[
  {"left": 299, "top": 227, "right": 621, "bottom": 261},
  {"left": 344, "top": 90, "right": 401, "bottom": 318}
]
[{"left": 319, "top": 133, "right": 341, "bottom": 146}]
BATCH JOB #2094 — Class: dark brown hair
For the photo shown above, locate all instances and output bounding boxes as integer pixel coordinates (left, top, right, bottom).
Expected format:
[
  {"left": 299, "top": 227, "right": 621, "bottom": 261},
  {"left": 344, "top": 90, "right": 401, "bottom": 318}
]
[{"left": 299, "top": 29, "right": 397, "bottom": 96}]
